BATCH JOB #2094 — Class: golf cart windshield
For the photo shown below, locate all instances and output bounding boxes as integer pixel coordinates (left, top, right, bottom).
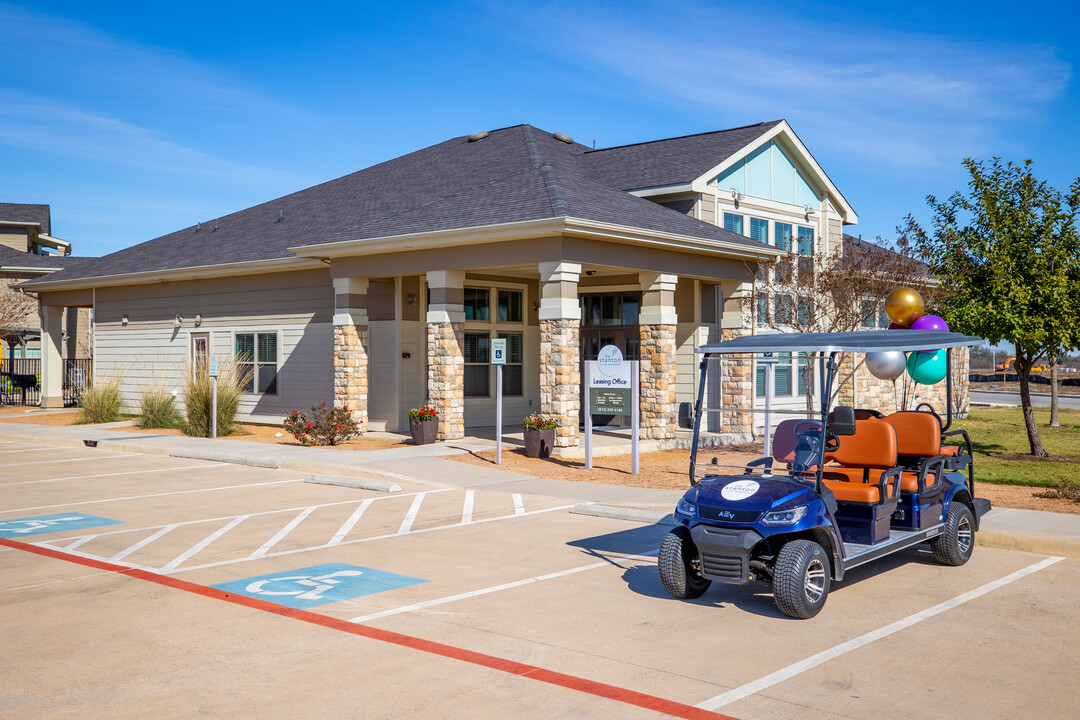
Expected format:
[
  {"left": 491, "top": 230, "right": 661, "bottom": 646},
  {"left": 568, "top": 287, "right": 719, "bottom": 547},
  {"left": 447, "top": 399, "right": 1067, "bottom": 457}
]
[{"left": 686, "top": 330, "right": 982, "bottom": 489}]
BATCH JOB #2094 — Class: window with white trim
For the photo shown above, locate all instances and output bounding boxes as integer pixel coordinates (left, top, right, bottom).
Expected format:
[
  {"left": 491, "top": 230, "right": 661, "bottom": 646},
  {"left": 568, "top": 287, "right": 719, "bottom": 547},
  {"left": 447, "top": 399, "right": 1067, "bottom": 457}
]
[{"left": 236, "top": 332, "right": 278, "bottom": 394}]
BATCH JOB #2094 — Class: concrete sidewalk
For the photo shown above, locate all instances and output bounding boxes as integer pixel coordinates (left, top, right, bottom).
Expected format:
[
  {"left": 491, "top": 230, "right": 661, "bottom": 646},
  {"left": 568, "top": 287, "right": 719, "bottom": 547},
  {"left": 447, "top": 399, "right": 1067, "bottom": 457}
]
[{"left": 1, "top": 418, "right": 1078, "bottom": 558}]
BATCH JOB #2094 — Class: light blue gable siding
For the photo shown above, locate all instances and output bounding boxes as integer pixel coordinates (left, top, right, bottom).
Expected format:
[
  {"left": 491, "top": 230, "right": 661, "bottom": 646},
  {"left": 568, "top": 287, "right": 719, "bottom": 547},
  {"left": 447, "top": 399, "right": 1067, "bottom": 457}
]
[
  {"left": 745, "top": 143, "right": 771, "bottom": 199},
  {"left": 795, "top": 170, "right": 817, "bottom": 209},
  {"left": 716, "top": 161, "right": 745, "bottom": 195},
  {"left": 771, "top": 143, "right": 796, "bottom": 204}
]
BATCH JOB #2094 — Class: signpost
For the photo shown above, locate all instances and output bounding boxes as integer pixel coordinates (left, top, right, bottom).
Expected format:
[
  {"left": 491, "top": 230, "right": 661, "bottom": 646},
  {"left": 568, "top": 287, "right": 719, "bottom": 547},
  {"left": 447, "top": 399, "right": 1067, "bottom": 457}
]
[
  {"left": 760, "top": 352, "right": 776, "bottom": 458},
  {"left": 491, "top": 338, "right": 506, "bottom": 465},
  {"left": 585, "top": 345, "right": 639, "bottom": 473},
  {"left": 209, "top": 357, "right": 219, "bottom": 440}
]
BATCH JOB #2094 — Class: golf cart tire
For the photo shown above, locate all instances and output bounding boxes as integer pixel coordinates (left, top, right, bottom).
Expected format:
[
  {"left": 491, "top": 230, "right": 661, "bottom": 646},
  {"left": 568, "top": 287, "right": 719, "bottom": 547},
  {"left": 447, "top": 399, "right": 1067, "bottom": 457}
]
[
  {"left": 932, "top": 502, "right": 975, "bottom": 566},
  {"left": 773, "top": 539, "right": 830, "bottom": 619},
  {"left": 658, "top": 526, "right": 711, "bottom": 599}
]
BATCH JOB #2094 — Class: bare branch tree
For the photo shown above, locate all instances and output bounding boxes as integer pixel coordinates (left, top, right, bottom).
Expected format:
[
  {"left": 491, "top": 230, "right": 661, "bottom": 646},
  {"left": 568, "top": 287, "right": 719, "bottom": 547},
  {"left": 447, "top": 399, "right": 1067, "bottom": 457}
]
[
  {"left": 0, "top": 277, "right": 37, "bottom": 354},
  {"left": 743, "top": 233, "right": 935, "bottom": 415}
]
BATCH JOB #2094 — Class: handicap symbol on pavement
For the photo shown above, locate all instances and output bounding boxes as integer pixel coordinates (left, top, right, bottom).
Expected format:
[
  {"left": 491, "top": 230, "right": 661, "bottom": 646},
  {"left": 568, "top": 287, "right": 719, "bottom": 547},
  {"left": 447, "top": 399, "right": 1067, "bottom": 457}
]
[
  {"left": 0, "top": 513, "right": 122, "bottom": 539},
  {"left": 212, "top": 563, "right": 427, "bottom": 609}
]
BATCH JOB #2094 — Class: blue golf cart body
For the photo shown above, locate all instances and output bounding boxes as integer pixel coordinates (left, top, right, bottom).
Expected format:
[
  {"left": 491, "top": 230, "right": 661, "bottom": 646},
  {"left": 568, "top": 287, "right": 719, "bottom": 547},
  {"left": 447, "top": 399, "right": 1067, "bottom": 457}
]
[{"left": 658, "top": 330, "right": 990, "bottom": 618}]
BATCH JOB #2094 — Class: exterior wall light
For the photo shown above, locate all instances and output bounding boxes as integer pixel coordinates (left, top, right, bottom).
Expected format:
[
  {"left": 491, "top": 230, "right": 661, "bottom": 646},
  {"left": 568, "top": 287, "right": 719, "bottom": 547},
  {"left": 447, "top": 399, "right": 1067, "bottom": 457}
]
[
  {"left": 406, "top": 294, "right": 417, "bottom": 305},
  {"left": 194, "top": 314, "right": 203, "bottom": 327},
  {"left": 121, "top": 314, "right": 129, "bottom": 327},
  {"left": 174, "top": 314, "right": 183, "bottom": 328}
]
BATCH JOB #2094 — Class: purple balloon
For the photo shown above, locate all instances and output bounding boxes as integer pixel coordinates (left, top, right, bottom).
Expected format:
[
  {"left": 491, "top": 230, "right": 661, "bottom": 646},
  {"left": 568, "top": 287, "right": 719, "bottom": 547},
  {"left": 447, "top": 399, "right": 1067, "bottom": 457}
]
[
  {"left": 888, "top": 322, "right": 906, "bottom": 330},
  {"left": 910, "top": 314, "right": 949, "bottom": 352},
  {"left": 911, "top": 314, "right": 948, "bottom": 332}
]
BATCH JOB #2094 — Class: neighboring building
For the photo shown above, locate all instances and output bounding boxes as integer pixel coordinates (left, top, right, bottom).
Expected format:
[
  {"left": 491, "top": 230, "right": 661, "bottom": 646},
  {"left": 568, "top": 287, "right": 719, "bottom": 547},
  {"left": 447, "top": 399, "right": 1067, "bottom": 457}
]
[
  {"left": 1, "top": 203, "right": 92, "bottom": 366},
  {"left": 26, "top": 121, "right": 866, "bottom": 436}
]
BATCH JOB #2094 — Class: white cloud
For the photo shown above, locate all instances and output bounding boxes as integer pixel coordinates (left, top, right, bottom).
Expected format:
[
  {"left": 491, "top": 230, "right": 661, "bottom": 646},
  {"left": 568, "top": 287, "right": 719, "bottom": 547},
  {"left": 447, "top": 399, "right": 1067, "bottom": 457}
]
[{"left": 497, "top": 1, "right": 1072, "bottom": 168}]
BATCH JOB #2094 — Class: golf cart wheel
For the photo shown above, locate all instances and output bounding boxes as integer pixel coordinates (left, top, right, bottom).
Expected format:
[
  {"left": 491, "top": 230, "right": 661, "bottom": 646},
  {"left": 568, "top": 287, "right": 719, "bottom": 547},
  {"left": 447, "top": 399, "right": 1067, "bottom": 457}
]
[
  {"left": 658, "top": 526, "right": 711, "bottom": 599},
  {"left": 773, "top": 540, "right": 830, "bottom": 619},
  {"left": 932, "top": 502, "right": 975, "bottom": 566}
]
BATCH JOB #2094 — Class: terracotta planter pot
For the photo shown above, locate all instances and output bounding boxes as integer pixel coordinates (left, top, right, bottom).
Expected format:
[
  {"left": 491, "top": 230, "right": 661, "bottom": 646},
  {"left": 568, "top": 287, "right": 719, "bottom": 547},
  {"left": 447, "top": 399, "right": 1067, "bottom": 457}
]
[
  {"left": 410, "top": 418, "right": 438, "bottom": 445},
  {"left": 523, "top": 427, "right": 555, "bottom": 458}
]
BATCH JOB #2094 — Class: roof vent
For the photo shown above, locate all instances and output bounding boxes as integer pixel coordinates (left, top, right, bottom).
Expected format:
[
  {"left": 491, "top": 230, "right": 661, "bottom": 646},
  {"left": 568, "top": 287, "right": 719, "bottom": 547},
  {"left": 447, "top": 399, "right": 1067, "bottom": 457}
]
[
  {"left": 553, "top": 132, "right": 573, "bottom": 144},
  {"left": 468, "top": 131, "right": 489, "bottom": 142}
]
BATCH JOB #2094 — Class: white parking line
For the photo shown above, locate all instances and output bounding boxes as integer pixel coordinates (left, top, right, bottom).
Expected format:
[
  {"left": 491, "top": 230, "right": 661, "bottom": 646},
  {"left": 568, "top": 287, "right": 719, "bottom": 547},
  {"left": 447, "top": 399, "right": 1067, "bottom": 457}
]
[
  {"left": 461, "top": 490, "right": 474, "bottom": 525},
  {"left": 0, "top": 454, "right": 133, "bottom": 468},
  {"left": 250, "top": 507, "right": 317, "bottom": 558},
  {"left": 110, "top": 524, "right": 179, "bottom": 561},
  {"left": 0, "top": 478, "right": 305, "bottom": 515},
  {"left": 160, "top": 516, "right": 251, "bottom": 572},
  {"left": 329, "top": 499, "right": 374, "bottom": 546},
  {"left": 0, "top": 464, "right": 224, "bottom": 487},
  {"left": 512, "top": 493, "right": 524, "bottom": 516},
  {"left": 169, "top": 504, "right": 575, "bottom": 574},
  {"left": 348, "top": 551, "right": 658, "bottom": 624},
  {"left": 696, "top": 555, "right": 1065, "bottom": 711},
  {"left": 397, "top": 492, "right": 426, "bottom": 534},
  {"left": 0, "top": 447, "right": 83, "bottom": 455}
]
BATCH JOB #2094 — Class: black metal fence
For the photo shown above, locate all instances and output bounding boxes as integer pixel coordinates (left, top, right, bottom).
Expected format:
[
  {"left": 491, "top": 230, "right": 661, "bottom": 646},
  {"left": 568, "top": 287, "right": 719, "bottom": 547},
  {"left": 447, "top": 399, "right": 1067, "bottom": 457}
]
[{"left": 0, "top": 358, "right": 92, "bottom": 407}]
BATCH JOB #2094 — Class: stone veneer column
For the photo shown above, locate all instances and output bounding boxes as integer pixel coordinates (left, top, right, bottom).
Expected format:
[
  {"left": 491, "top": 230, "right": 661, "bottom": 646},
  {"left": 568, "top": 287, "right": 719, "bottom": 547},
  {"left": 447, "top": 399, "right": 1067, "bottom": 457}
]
[
  {"left": 426, "top": 270, "right": 465, "bottom": 440},
  {"left": 638, "top": 272, "right": 678, "bottom": 440},
  {"left": 333, "top": 277, "right": 369, "bottom": 431},
  {"left": 716, "top": 280, "right": 753, "bottom": 437},
  {"left": 538, "top": 261, "right": 581, "bottom": 448}
]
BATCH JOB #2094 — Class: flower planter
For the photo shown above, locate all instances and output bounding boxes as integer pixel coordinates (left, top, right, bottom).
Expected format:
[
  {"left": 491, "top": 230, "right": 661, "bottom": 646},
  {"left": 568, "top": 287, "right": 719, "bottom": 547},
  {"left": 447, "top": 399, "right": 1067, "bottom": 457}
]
[
  {"left": 523, "top": 427, "right": 555, "bottom": 458},
  {"left": 410, "top": 417, "right": 438, "bottom": 445}
]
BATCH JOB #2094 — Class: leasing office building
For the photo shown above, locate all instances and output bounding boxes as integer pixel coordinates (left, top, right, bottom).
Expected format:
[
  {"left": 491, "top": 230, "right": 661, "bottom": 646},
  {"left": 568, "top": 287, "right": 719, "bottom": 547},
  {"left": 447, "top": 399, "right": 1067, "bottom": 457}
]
[{"left": 27, "top": 121, "right": 867, "bottom": 446}]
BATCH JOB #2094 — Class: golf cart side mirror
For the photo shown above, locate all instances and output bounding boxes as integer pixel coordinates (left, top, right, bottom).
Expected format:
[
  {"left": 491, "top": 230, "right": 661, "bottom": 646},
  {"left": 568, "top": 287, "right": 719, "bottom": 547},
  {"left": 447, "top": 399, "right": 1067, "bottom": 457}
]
[
  {"left": 830, "top": 406, "right": 857, "bottom": 436},
  {"left": 678, "top": 402, "right": 693, "bottom": 429}
]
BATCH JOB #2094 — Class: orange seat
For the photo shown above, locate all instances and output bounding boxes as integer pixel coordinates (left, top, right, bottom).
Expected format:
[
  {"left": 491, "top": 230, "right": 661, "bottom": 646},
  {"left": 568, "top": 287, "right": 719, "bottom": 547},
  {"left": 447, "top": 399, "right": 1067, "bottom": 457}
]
[
  {"left": 900, "top": 470, "right": 937, "bottom": 493},
  {"left": 881, "top": 412, "right": 941, "bottom": 457},
  {"left": 940, "top": 445, "right": 961, "bottom": 457},
  {"left": 824, "top": 479, "right": 884, "bottom": 503},
  {"left": 822, "top": 418, "right": 900, "bottom": 504}
]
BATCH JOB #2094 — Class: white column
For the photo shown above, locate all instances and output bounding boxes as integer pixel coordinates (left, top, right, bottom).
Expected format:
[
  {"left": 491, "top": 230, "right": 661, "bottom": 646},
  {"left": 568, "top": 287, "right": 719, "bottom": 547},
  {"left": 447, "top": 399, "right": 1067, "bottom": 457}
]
[{"left": 40, "top": 303, "right": 64, "bottom": 408}]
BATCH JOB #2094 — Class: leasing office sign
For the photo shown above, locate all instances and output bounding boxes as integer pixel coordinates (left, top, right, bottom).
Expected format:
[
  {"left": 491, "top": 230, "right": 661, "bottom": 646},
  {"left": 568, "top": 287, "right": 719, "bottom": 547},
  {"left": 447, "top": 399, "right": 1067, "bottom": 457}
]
[{"left": 589, "top": 345, "right": 631, "bottom": 414}]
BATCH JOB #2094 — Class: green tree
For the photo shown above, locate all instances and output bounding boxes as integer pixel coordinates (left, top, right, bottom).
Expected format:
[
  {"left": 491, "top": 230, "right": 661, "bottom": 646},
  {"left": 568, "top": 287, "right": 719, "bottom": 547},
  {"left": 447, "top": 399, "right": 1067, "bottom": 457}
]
[{"left": 902, "top": 158, "right": 1080, "bottom": 456}]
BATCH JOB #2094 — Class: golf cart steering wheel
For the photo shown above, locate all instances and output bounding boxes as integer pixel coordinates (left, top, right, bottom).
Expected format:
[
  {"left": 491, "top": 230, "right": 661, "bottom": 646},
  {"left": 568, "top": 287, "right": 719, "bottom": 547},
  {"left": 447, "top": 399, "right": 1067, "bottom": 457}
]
[{"left": 792, "top": 430, "right": 822, "bottom": 474}]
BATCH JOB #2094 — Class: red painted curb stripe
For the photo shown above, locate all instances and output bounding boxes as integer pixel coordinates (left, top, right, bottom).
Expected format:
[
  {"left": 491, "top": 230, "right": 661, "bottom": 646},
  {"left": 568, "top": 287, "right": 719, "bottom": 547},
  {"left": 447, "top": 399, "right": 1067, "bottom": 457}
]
[{"left": 2, "top": 537, "right": 738, "bottom": 720}]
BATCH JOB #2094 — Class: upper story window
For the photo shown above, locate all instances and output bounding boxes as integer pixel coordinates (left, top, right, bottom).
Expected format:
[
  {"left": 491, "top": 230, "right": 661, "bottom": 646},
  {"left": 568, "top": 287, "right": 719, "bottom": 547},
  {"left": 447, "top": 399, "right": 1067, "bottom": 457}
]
[
  {"left": 715, "top": 140, "right": 819, "bottom": 208},
  {"left": 497, "top": 290, "right": 522, "bottom": 322},
  {"left": 775, "top": 223, "right": 792, "bottom": 252},
  {"left": 723, "top": 212, "right": 743, "bottom": 235},
  {"left": 797, "top": 227, "right": 814, "bottom": 255},
  {"left": 861, "top": 299, "right": 877, "bottom": 328},
  {"left": 580, "top": 294, "right": 640, "bottom": 327},
  {"left": 464, "top": 288, "right": 490, "bottom": 321},
  {"left": 756, "top": 295, "right": 769, "bottom": 326},
  {"left": 749, "top": 217, "right": 768, "bottom": 244}
]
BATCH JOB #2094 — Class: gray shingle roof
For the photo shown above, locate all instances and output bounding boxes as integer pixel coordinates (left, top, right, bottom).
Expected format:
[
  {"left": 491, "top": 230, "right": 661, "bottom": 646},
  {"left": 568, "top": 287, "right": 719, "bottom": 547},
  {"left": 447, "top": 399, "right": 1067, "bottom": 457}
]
[
  {"left": 0, "top": 245, "right": 81, "bottom": 271},
  {"left": 27, "top": 123, "right": 781, "bottom": 287},
  {"left": 577, "top": 121, "right": 783, "bottom": 191},
  {"left": 0, "top": 203, "right": 51, "bottom": 235}
]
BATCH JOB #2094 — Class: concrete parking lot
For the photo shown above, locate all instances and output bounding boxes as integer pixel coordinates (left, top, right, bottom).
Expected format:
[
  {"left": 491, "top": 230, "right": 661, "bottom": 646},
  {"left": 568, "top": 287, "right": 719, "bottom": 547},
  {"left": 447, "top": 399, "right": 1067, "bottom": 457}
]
[{"left": 1, "top": 439, "right": 1077, "bottom": 719}]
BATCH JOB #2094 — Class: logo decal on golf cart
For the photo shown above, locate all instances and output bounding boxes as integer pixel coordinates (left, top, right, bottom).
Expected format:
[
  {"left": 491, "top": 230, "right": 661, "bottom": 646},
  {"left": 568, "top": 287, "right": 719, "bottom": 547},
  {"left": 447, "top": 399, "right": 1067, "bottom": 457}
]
[{"left": 720, "top": 480, "right": 759, "bottom": 501}]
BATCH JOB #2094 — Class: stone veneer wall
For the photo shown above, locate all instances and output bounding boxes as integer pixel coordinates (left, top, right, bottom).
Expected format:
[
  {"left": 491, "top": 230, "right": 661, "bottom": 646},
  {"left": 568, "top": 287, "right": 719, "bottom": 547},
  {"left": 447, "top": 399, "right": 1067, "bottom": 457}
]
[
  {"left": 835, "top": 348, "right": 970, "bottom": 417},
  {"left": 334, "top": 324, "right": 369, "bottom": 430},
  {"left": 540, "top": 319, "right": 579, "bottom": 447},
  {"left": 640, "top": 324, "right": 677, "bottom": 439},
  {"left": 719, "top": 328, "right": 753, "bottom": 435},
  {"left": 426, "top": 322, "right": 465, "bottom": 440}
]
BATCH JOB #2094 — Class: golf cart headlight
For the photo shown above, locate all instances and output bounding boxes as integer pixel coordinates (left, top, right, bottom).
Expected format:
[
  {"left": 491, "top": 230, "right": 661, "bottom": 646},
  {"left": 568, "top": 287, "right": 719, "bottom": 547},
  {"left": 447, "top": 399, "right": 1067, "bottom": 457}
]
[
  {"left": 676, "top": 496, "right": 697, "bottom": 516},
  {"left": 762, "top": 505, "right": 808, "bottom": 526}
]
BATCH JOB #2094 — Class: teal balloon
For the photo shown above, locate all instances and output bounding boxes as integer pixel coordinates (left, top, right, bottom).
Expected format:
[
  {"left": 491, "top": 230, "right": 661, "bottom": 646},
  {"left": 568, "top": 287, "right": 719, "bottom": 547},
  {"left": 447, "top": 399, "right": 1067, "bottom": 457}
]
[{"left": 907, "top": 348, "right": 947, "bottom": 385}]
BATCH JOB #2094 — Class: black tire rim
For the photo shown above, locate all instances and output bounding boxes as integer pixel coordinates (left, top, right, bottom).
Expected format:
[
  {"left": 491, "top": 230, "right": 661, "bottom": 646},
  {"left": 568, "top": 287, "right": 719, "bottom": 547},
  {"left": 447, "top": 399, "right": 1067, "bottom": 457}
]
[
  {"left": 957, "top": 515, "right": 973, "bottom": 554},
  {"left": 804, "top": 558, "right": 826, "bottom": 603}
]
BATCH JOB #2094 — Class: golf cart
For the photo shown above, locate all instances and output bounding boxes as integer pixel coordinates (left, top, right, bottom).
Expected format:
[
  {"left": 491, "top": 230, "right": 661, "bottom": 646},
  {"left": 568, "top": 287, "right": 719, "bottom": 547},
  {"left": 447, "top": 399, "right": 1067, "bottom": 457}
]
[{"left": 659, "top": 330, "right": 989, "bottom": 619}]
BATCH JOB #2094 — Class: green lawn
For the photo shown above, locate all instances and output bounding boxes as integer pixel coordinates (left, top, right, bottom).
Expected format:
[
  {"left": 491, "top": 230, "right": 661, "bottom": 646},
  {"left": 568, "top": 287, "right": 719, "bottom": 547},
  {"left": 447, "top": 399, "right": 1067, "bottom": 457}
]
[{"left": 950, "top": 406, "right": 1080, "bottom": 487}]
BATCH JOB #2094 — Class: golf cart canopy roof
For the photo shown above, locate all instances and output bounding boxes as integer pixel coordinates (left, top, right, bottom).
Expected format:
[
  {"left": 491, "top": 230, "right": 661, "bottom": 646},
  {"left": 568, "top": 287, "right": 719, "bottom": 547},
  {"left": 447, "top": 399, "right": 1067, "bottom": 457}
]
[{"left": 696, "top": 330, "right": 982, "bottom": 355}]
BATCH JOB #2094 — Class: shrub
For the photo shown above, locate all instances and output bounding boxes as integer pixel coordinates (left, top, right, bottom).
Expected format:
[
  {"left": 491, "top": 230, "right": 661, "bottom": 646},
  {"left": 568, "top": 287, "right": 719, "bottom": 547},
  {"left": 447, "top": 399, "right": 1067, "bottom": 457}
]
[
  {"left": 184, "top": 361, "right": 246, "bottom": 437},
  {"left": 284, "top": 402, "right": 360, "bottom": 445},
  {"left": 522, "top": 412, "right": 558, "bottom": 430},
  {"left": 408, "top": 404, "right": 438, "bottom": 422},
  {"left": 78, "top": 378, "right": 123, "bottom": 424},
  {"left": 137, "top": 387, "right": 183, "bottom": 429}
]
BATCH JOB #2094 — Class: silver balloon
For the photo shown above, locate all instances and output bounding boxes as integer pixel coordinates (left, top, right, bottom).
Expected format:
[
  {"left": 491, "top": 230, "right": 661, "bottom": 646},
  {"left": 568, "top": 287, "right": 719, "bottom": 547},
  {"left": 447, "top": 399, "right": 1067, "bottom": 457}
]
[{"left": 865, "top": 351, "right": 907, "bottom": 381}]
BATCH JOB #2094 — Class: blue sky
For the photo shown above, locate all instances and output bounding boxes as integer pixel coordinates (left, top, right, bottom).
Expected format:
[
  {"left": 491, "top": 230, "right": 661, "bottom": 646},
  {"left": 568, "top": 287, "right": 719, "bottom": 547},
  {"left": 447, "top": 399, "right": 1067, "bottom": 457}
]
[{"left": 1, "top": 0, "right": 1077, "bottom": 259}]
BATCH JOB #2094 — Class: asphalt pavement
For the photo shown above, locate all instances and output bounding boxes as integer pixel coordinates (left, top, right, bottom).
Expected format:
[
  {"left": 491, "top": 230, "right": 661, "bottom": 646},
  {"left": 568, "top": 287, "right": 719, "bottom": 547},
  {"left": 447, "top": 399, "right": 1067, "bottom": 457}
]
[{"left": 971, "top": 389, "right": 1080, "bottom": 409}]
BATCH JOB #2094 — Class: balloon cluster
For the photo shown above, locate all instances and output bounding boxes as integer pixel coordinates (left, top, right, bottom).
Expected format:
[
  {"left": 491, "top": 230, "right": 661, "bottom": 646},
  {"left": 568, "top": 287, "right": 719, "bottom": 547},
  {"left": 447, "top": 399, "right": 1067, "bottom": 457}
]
[{"left": 864, "top": 287, "right": 949, "bottom": 386}]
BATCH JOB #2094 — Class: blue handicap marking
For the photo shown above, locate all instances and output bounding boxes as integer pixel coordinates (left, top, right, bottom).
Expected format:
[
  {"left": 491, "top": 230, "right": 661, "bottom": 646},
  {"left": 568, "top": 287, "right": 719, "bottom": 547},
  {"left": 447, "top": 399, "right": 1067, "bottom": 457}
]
[
  {"left": 0, "top": 513, "right": 122, "bottom": 538},
  {"left": 212, "top": 562, "right": 427, "bottom": 609}
]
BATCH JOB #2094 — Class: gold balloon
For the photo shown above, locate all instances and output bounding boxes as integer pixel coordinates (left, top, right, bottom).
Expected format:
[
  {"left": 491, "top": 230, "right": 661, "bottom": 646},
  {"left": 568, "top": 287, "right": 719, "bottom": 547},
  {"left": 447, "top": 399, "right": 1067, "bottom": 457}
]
[{"left": 885, "top": 287, "right": 924, "bottom": 327}]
